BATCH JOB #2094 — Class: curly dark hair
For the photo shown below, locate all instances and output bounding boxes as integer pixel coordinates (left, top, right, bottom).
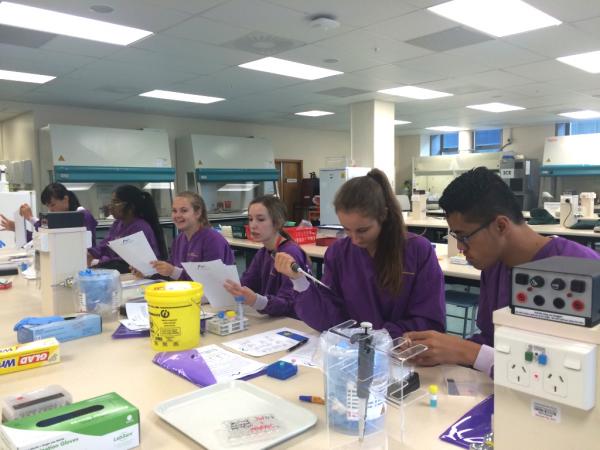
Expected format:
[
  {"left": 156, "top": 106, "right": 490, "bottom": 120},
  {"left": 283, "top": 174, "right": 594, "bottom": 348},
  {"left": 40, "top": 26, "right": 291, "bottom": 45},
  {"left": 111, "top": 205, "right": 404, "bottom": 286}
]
[{"left": 439, "top": 166, "right": 524, "bottom": 224}]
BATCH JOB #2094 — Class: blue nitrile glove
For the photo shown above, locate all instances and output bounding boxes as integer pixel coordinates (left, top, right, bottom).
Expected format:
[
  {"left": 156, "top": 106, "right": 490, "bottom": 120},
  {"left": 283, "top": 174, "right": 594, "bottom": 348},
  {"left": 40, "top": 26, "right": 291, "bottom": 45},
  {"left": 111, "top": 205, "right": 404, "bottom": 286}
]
[
  {"left": 13, "top": 316, "right": 64, "bottom": 331},
  {"left": 0, "top": 240, "right": 5, "bottom": 249}
]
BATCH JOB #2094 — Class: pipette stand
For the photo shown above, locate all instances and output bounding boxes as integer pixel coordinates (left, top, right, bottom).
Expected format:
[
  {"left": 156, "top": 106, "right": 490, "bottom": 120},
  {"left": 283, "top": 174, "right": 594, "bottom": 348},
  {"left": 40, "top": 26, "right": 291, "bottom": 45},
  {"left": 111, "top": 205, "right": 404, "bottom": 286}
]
[{"left": 323, "top": 320, "right": 428, "bottom": 449}]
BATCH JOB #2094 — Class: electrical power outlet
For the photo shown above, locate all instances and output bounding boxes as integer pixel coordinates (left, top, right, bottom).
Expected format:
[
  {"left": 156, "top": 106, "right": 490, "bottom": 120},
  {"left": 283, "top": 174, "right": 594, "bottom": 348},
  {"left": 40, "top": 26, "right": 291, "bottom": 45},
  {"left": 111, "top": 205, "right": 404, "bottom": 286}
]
[
  {"left": 495, "top": 326, "right": 597, "bottom": 410},
  {"left": 543, "top": 370, "right": 568, "bottom": 397},
  {"left": 507, "top": 360, "right": 531, "bottom": 387}
]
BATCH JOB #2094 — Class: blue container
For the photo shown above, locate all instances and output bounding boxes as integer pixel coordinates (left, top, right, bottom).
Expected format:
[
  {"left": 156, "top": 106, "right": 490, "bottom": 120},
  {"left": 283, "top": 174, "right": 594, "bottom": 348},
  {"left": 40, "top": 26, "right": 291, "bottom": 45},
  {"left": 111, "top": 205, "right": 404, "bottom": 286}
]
[
  {"left": 75, "top": 269, "right": 121, "bottom": 321},
  {"left": 322, "top": 328, "right": 392, "bottom": 436}
]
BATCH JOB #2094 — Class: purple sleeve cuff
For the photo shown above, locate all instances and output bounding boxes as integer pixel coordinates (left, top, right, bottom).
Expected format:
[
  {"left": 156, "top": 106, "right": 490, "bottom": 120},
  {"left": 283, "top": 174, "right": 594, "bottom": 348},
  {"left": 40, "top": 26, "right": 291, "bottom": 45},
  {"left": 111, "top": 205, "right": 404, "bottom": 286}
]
[
  {"left": 291, "top": 275, "right": 310, "bottom": 292},
  {"left": 473, "top": 344, "right": 494, "bottom": 377},
  {"left": 252, "top": 294, "right": 269, "bottom": 311}
]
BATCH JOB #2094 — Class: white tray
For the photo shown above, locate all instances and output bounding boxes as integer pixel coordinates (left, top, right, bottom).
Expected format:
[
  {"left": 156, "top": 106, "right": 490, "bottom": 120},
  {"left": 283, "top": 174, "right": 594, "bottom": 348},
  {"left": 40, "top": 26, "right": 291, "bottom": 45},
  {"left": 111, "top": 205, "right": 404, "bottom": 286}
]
[{"left": 155, "top": 380, "right": 317, "bottom": 449}]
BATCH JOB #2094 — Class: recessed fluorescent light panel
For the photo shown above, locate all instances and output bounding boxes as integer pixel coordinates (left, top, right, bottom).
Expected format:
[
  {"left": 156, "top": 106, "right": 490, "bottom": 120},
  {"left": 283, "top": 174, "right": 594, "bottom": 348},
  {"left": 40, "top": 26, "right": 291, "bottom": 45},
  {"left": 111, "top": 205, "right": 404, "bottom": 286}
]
[
  {"left": 557, "top": 51, "right": 600, "bottom": 74},
  {"left": 378, "top": 86, "right": 453, "bottom": 100},
  {"left": 428, "top": 0, "right": 561, "bottom": 37},
  {"left": 239, "top": 57, "right": 343, "bottom": 80},
  {"left": 0, "top": 69, "right": 54, "bottom": 84},
  {"left": 295, "top": 110, "right": 335, "bottom": 117},
  {"left": 426, "top": 126, "right": 465, "bottom": 132},
  {"left": 0, "top": 1, "right": 152, "bottom": 45},
  {"left": 467, "top": 102, "right": 525, "bottom": 112},
  {"left": 139, "top": 90, "right": 225, "bottom": 104},
  {"left": 394, "top": 120, "right": 412, "bottom": 125},
  {"left": 559, "top": 110, "right": 600, "bottom": 120}
]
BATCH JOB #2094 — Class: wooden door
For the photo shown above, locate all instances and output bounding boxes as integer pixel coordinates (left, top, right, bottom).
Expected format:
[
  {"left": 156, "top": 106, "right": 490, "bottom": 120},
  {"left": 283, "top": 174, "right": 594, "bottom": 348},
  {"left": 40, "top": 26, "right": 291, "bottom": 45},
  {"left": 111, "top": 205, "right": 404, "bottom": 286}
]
[{"left": 275, "top": 159, "right": 303, "bottom": 223}]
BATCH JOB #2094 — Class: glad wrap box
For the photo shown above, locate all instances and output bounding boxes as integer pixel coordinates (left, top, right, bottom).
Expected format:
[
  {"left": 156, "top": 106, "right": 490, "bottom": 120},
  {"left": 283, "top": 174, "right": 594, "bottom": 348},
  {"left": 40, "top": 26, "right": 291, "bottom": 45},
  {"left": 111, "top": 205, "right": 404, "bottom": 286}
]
[
  {"left": 0, "top": 338, "right": 60, "bottom": 375},
  {"left": 0, "top": 393, "right": 140, "bottom": 450}
]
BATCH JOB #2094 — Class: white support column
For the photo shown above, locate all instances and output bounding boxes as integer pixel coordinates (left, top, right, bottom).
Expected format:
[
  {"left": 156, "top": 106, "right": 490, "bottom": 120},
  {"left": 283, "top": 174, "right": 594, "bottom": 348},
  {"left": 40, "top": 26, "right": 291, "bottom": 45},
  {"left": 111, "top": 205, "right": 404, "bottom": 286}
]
[{"left": 350, "top": 100, "right": 396, "bottom": 190}]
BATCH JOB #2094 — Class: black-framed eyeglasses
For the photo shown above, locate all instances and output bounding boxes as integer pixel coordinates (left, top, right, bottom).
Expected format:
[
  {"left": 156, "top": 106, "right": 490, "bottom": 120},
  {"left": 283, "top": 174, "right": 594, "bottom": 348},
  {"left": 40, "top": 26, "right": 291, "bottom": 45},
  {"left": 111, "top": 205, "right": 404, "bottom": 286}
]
[{"left": 449, "top": 218, "right": 495, "bottom": 246}]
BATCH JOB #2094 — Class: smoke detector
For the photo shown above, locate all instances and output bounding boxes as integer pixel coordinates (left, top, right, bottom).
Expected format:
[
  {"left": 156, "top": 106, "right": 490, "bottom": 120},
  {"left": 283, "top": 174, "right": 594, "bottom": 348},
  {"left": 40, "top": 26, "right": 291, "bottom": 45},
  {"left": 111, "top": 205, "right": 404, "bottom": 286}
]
[{"left": 310, "top": 14, "right": 340, "bottom": 31}]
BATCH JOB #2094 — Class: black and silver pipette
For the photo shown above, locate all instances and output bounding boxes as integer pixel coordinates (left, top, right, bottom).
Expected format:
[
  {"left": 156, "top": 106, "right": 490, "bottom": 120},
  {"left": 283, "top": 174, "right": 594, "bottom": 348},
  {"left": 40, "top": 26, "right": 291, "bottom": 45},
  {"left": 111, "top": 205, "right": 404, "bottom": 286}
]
[
  {"left": 350, "top": 321, "right": 375, "bottom": 442},
  {"left": 289, "top": 261, "right": 332, "bottom": 291}
]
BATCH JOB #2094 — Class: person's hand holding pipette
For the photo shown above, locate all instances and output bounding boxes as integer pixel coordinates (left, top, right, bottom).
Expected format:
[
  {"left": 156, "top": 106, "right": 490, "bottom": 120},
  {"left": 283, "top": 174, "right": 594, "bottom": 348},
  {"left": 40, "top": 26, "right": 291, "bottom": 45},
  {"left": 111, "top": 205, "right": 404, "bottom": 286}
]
[
  {"left": 224, "top": 279, "right": 258, "bottom": 306},
  {"left": 273, "top": 252, "right": 302, "bottom": 279}
]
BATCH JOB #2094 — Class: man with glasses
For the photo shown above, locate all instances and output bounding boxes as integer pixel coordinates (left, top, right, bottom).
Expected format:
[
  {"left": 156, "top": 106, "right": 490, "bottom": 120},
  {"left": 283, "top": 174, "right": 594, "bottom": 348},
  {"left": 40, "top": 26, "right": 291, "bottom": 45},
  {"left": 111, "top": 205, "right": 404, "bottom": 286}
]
[{"left": 405, "top": 167, "right": 600, "bottom": 376}]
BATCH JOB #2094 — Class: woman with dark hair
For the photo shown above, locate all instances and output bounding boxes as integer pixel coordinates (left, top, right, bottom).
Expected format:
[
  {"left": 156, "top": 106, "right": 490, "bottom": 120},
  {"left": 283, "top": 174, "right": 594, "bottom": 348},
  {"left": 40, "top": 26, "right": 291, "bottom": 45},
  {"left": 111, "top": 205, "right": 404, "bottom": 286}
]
[
  {"left": 274, "top": 168, "right": 445, "bottom": 338},
  {"left": 0, "top": 182, "right": 97, "bottom": 245},
  {"left": 224, "top": 195, "right": 311, "bottom": 318},
  {"left": 88, "top": 185, "right": 167, "bottom": 273},
  {"left": 137, "top": 191, "right": 234, "bottom": 280}
]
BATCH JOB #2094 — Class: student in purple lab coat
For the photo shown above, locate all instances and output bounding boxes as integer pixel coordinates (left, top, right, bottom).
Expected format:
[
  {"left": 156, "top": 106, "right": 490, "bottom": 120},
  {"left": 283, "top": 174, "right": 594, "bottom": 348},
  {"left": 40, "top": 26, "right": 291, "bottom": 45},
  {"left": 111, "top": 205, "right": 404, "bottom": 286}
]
[
  {"left": 405, "top": 167, "right": 600, "bottom": 376},
  {"left": 144, "top": 191, "right": 234, "bottom": 280},
  {"left": 224, "top": 195, "right": 310, "bottom": 318},
  {"left": 274, "top": 169, "right": 446, "bottom": 339},
  {"left": 88, "top": 185, "right": 167, "bottom": 273},
  {"left": 0, "top": 183, "right": 97, "bottom": 245}
]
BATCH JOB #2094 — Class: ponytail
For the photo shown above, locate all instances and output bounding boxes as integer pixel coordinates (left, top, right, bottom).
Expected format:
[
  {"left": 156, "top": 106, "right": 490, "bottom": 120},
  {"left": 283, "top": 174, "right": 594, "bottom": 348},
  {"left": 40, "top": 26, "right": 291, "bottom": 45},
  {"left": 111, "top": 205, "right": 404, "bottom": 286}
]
[
  {"left": 334, "top": 168, "right": 406, "bottom": 295},
  {"left": 67, "top": 191, "right": 81, "bottom": 210}
]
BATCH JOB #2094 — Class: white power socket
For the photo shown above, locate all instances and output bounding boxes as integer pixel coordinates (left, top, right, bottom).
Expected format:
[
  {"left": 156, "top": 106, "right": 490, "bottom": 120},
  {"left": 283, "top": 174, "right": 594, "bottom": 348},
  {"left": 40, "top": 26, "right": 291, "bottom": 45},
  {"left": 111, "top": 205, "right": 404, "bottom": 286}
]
[{"left": 495, "top": 326, "right": 597, "bottom": 410}]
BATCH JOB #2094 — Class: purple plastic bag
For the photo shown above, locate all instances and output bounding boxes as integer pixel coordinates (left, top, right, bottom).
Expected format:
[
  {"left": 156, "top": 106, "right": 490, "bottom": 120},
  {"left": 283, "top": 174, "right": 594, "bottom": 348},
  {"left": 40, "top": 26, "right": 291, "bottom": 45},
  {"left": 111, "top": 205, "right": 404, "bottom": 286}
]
[
  {"left": 112, "top": 324, "right": 150, "bottom": 339},
  {"left": 439, "top": 395, "right": 493, "bottom": 449},
  {"left": 153, "top": 349, "right": 217, "bottom": 387}
]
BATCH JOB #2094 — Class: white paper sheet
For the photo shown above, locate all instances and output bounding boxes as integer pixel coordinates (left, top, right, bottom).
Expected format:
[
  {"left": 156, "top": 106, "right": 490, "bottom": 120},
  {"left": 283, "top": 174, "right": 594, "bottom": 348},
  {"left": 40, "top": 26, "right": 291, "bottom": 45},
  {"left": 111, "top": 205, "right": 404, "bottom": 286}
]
[
  {"left": 223, "top": 328, "right": 311, "bottom": 357},
  {"left": 107, "top": 231, "right": 157, "bottom": 276},
  {"left": 181, "top": 260, "right": 239, "bottom": 309},
  {"left": 196, "top": 344, "right": 266, "bottom": 383},
  {"left": 278, "top": 335, "right": 320, "bottom": 368},
  {"left": 13, "top": 211, "right": 26, "bottom": 248},
  {"left": 120, "top": 301, "right": 150, "bottom": 331}
]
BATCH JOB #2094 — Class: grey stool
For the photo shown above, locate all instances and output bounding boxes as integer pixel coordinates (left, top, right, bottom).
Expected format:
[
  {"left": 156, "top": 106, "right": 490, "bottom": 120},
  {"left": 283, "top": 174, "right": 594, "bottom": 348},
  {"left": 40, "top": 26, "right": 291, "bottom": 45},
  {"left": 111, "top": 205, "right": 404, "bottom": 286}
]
[{"left": 445, "top": 290, "right": 479, "bottom": 338}]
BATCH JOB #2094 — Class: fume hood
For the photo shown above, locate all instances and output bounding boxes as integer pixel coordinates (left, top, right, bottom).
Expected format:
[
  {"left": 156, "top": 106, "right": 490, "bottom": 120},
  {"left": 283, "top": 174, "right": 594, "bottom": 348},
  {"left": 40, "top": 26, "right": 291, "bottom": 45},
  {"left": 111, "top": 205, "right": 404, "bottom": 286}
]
[
  {"left": 176, "top": 134, "right": 279, "bottom": 222},
  {"left": 39, "top": 124, "right": 175, "bottom": 222}
]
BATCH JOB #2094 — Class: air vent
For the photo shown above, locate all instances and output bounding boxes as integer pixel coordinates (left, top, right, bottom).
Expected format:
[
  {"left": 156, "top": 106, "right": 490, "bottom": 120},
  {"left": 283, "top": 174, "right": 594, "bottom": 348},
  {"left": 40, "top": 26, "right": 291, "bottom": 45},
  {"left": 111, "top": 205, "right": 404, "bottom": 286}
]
[
  {"left": 221, "top": 31, "right": 304, "bottom": 56},
  {"left": 406, "top": 27, "right": 492, "bottom": 52}
]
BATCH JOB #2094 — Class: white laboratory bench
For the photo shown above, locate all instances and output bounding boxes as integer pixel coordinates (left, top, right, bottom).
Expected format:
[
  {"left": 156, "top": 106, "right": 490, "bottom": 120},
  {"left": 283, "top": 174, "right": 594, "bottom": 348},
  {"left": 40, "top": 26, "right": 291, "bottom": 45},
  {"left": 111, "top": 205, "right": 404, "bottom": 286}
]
[{"left": 0, "top": 276, "right": 492, "bottom": 449}]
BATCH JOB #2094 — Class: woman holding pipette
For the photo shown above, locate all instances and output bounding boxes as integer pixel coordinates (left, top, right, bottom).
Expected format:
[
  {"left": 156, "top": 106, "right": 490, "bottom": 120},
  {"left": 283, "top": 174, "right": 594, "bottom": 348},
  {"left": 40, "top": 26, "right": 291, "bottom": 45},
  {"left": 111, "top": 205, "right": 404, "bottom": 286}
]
[
  {"left": 135, "top": 191, "right": 234, "bottom": 280},
  {"left": 0, "top": 183, "right": 97, "bottom": 245},
  {"left": 224, "top": 195, "right": 311, "bottom": 318},
  {"left": 88, "top": 185, "right": 167, "bottom": 273},
  {"left": 274, "top": 168, "right": 446, "bottom": 338}
]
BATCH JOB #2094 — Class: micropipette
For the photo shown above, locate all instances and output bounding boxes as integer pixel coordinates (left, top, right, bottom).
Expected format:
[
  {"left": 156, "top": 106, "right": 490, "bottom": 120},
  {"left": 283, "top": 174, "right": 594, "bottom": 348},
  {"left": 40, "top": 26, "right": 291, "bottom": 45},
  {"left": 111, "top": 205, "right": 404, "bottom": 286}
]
[
  {"left": 350, "top": 321, "right": 374, "bottom": 442},
  {"left": 289, "top": 261, "right": 332, "bottom": 291}
]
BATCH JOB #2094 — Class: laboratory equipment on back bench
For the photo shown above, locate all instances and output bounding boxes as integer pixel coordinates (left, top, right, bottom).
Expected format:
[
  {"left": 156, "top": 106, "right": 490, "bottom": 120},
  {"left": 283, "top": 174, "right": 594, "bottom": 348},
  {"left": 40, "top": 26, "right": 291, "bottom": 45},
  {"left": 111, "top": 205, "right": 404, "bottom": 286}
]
[
  {"left": 36, "top": 212, "right": 91, "bottom": 315},
  {"left": 499, "top": 156, "right": 539, "bottom": 210},
  {"left": 510, "top": 256, "right": 600, "bottom": 327},
  {"left": 176, "top": 134, "right": 279, "bottom": 224}
]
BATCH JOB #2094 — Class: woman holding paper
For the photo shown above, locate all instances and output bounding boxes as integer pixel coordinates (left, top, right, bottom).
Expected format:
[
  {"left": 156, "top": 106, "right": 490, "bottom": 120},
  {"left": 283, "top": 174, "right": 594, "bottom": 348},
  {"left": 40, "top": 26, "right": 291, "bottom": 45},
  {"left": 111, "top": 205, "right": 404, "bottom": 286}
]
[
  {"left": 224, "top": 195, "right": 310, "bottom": 318},
  {"left": 0, "top": 183, "right": 97, "bottom": 245},
  {"left": 143, "top": 191, "right": 234, "bottom": 280},
  {"left": 274, "top": 169, "right": 446, "bottom": 339},
  {"left": 88, "top": 185, "right": 167, "bottom": 273}
]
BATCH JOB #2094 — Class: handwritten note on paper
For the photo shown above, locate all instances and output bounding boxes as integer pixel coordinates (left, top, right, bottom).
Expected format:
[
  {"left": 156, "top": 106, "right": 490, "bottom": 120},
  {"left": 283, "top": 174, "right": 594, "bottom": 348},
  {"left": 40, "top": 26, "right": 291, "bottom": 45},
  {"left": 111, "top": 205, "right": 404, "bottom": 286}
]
[
  {"left": 182, "top": 260, "right": 240, "bottom": 309},
  {"left": 196, "top": 345, "right": 266, "bottom": 382},
  {"left": 108, "top": 231, "right": 157, "bottom": 276},
  {"left": 223, "top": 328, "right": 311, "bottom": 357}
]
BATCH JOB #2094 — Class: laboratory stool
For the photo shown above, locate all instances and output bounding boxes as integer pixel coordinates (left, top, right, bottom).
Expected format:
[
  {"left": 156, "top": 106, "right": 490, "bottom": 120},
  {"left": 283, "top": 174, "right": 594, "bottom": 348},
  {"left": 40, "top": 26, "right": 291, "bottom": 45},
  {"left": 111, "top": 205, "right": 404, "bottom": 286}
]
[{"left": 444, "top": 290, "right": 479, "bottom": 339}]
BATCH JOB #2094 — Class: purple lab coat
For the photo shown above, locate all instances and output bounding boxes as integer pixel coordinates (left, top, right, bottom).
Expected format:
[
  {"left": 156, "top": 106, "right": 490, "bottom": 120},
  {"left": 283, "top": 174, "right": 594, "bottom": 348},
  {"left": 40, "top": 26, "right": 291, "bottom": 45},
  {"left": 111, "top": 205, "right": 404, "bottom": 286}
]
[
  {"left": 241, "top": 240, "right": 310, "bottom": 318},
  {"left": 29, "top": 208, "right": 98, "bottom": 246},
  {"left": 170, "top": 227, "right": 235, "bottom": 280},
  {"left": 470, "top": 236, "right": 600, "bottom": 347},
  {"left": 293, "top": 233, "right": 446, "bottom": 338},
  {"left": 88, "top": 218, "right": 160, "bottom": 264}
]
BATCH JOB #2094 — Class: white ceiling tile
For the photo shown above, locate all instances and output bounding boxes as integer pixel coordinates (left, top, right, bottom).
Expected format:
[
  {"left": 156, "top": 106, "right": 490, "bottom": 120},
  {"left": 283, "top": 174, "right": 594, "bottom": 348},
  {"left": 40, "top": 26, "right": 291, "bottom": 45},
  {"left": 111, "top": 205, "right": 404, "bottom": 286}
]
[
  {"left": 146, "top": 0, "right": 228, "bottom": 15},
  {"left": 0, "top": 43, "right": 96, "bottom": 75},
  {"left": 275, "top": 43, "right": 381, "bottom": 73},
  {"left": 106, "top": 47, "right": 227, "bottom": 76},
  {"left": 202, "top": 0, "right": 351, "bottom": 43},
  {"left": 264, "top": 0, "right": 418, "bottom": 28},
  {"left": 396, "top": 53, "right": 492, "bottom": 78},
  {"left": 363, "top": 10, "right": 457, "bottom": 42},
  {"left": 40, "top": 36, "right": 121, "bottom": 58},
  {"left": 505, "top": 60, "right": 592, "bottom": 82},
  {"left": 446, "top": 41, "right": 546, "bottom": 69},
  {"left": 353, "top": 64, "right": 444, "bottom": 85},
  {"left": 504, "top": 24, "right": 600, "bottom": 58},
  {"left": 162, "top": 16, "right": 251, "bottom": 45},
  {"left": 572, "top": 16, "right": 600, "bottom": 41},
  {"left": 526, "top": 0, "right": 600, "bottom": 23},
  {"left": 132, "top": 35, "right": 258, "bottom": 67},
  {"left": 457, "top": 70, "right": 535, "bottom": 89},
  {"left": 316, "top": 30, "right": 431, "bottom": 65}
]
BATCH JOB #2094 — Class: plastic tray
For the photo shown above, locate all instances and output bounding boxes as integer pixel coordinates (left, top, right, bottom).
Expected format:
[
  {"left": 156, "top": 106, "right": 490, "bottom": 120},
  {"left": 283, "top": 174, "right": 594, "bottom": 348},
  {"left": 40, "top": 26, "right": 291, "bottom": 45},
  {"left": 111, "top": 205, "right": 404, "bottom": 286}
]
[{"left": 155, "top": 380, "right": 317, "bottom": 449}]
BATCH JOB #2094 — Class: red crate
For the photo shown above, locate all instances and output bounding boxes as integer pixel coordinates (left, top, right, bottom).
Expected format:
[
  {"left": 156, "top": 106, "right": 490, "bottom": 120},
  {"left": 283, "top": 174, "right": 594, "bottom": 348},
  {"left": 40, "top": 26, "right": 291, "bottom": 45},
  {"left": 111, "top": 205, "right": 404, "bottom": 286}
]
[{"left": 244, "top": 225, "right": 317, "bottom": 244}]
